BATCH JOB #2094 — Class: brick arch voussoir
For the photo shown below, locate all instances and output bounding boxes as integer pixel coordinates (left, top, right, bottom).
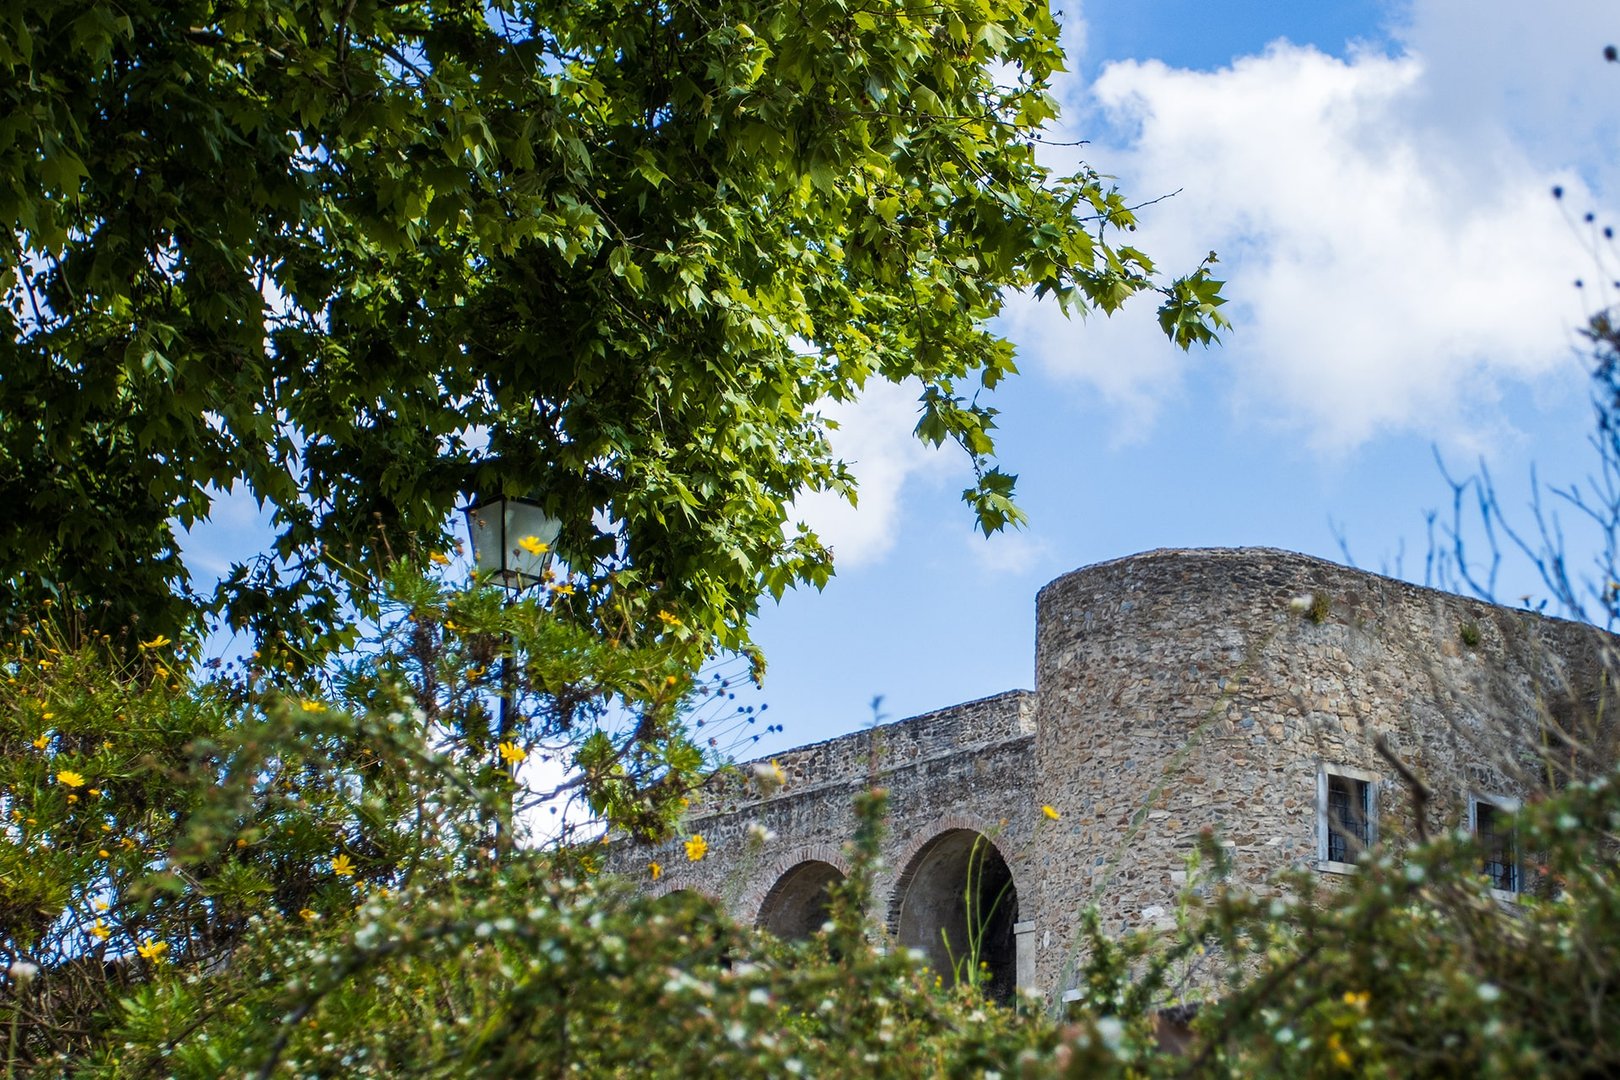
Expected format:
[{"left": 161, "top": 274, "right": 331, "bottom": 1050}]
[
  {"left": 739, "top": 843, "right": 853, "bottom": 924},
  {"left": 884, "top": 812, "right": 1023, "bottom": 937},
  {"left": 646, "top": 880, "right": 724, "bottom": 905}
]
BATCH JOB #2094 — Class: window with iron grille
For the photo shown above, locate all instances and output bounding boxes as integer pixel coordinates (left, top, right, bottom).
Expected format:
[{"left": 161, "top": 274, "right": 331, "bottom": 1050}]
[
  {"left": 1317, "top": 765, "right": 1378, "bottom": 872},
  {"left": 1326, "top": 774, "right": 1372, "bottom": 863},
  {"left": 1471, "top": 796, "right": 1520, "bottom": 895}
]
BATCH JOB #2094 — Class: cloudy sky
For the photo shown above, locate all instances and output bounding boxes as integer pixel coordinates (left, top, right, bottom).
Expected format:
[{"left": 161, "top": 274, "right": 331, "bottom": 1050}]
[{"left": 742, "top": 0, "right": 1620, "bottom": 756}]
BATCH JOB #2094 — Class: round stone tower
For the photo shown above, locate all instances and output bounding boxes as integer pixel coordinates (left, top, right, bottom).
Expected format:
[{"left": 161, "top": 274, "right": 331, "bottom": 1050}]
[{"left": 1028, "top": 547, "right": 1605, "bottom": 993}]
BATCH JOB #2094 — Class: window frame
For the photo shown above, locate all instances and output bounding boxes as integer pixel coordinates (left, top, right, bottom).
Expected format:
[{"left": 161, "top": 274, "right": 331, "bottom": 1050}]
[
  {"left": 1316, "top": 763, "right": 1379, "bottom": 874},
  {"left": 1468, "top": 793, "right": 1522, "bottom": 900}
]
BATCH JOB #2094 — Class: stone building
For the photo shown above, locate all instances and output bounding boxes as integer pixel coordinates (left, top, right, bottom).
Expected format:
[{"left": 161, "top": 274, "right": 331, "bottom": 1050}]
[{"left": 609, "top": 547, "right": 1613, "bottom": 1001}]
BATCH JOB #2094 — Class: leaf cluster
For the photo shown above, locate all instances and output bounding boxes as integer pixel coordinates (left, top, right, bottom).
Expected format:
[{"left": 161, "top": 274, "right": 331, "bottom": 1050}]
[{"left": 1, "top": 0, "right": 1227, "bottom": 655}]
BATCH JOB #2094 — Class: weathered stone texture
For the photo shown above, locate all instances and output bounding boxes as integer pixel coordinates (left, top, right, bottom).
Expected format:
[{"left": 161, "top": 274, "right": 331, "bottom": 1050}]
[{"left": 608, "top": 548, "right": 1613, "bottom": 1001}]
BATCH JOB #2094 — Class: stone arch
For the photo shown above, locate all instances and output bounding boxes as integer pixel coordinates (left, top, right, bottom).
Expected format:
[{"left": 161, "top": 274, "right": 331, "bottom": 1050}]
[
  {"left": 755, "top": 860, "right": 847, "bottom": 939},
  {"left": 888, "top": 824, "right": 1020, "bottom": 1002},
  {"left": 647, "top": 884, "right": 721, "bottom": 910},
  {"left": 738, "top": 843, "right": 852, "bottom": 925}
]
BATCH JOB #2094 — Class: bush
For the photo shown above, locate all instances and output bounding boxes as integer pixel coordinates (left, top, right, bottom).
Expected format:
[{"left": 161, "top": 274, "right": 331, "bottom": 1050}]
[{"left": 6, "top": 582, "right": 1620, "bottom": 1076}]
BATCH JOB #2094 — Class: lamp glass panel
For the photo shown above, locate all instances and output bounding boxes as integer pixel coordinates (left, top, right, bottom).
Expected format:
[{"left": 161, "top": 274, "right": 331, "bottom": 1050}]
[
  {"left": 463, "top": 498, "right": 561, "bottom": 587},
  {"left": 502, "top": 500, "right": 561, "bottom": 585}
]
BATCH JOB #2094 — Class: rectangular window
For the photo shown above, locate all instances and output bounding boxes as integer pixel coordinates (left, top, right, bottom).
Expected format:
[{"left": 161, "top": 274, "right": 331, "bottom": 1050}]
[
  {"left": 1318, "top": 765, "right": 1378, "bottom": 872},
  {"left": 1470, "top": 795, "right": 1520, "bottom": 896}
]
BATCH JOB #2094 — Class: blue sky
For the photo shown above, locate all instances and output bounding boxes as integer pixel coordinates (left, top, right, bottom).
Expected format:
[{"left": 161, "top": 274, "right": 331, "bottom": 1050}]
[
  {"left": 181, "top": 1, "right": 1620, "bottom": 767},
  {"left": 738, "top": 0, "right": 1620, "bottom": 756}
]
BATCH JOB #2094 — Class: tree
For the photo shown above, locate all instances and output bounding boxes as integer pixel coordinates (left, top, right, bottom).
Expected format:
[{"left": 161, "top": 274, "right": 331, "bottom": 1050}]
[{"left": 1, "top": 0, "right": 1227, "bottom": 656}]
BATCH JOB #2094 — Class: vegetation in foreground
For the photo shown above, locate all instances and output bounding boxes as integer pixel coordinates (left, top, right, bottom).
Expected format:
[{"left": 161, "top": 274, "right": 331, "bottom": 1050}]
[{"left": 3, "top": 577, "right": 1619, "bottom": 1076}]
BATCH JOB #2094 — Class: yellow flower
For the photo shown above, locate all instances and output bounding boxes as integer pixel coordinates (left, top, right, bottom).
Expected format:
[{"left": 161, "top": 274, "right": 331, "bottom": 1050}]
[
  {"left": 656, "top": 610, "right": 682, "bottom": 626},
  {"left": 429, "top": 551, "right": 451, "bottom": 566},
  {"left": 664, "top": 675, "right": 678, "bottom": 687},
  {"left": 90, "top": 919, "right": 110, "bottom": 941},
  {"left": 153, "top": 665, "right": 168, "bottom": 679},
  {"left": 649, "top": 861, "right": 663, "bottom": 881},
  {"left": 67, "top": 794, "right": 78, "bottom": 804},
  {"left": 331, "top": 853, "right": 356, "bottom": 877},
  {"left": 550, "top": 582, "right": 575, "bottom": 597},
  {"left": 683, "top": 834, "right": 708, "bottom": 862},
  {"left": 1042, "top": 805, "right": 1061, "bottom": 821},
  {"left": 41, "top": 712, "right": 53, "bottom": 720},
  {"left": 300, "top": 699, "right": 326, "bottom": 713},
  {"left": 56, "top": 769, "right": 86, "bottom": 788},
  {"left": 498, "top": 741, "right": 528, "bottom": 766},
  {"left": 98, "top": 848, "right": 110, "bottom": 858},
  {"left": 88, "top": 789, "right": 101, "bottom": 797},
  {"left": 119, "top": 837, "right": 137, "bottom": 851},
  {"left": 298, "top": 908, "right": 317, "bottom": 922},
  {"left": 135, "top": 939, "right": 167, "bottom": 961},
  {"left": 517, "top": 535, "right": 549, "bottom": 556},
  {"left": 138, "top": 635, "right": 171, "bottom": 650},
  {"left": 31, "top": 734, "right": 48, "bottom": 750}
]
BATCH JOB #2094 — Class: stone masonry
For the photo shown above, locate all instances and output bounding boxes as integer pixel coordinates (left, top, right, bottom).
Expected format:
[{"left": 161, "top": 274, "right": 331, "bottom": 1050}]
[{"left": 608, "top": 548, "right": 1614, "bottom": 1001}]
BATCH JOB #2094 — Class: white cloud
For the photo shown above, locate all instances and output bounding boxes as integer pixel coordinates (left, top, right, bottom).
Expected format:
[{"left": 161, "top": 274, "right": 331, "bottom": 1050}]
[
  {"left": 964, "top": 528, "right": 1052, "bottom": 578},
  {"left": 1016, "top": 2, "right": 1617, "bottom": 453},
  {"left": 789, "top": 379, "right": 956, "bottom": 567}
]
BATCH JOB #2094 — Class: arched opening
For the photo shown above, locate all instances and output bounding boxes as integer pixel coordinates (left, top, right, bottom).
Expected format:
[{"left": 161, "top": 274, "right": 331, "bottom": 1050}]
[
  {"left": 891, "top": 830, "right": 1019, "bottom": 1002},
  {"left": 755, "top": 860, "right": 846, "bottom": 940}
]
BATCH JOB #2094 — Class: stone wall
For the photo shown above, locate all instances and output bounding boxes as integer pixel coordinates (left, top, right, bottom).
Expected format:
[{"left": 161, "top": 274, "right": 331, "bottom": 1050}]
[
  {"left": 608, "top": 548, "right": 1615, "bottom": 1002},
  {"left": 611, "top": 690, "right": 1038, "bottom": 917}
]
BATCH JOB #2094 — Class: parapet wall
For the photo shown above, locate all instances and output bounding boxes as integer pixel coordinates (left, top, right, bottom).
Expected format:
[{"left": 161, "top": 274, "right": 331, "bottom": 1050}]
[
  {"left": 619, "top": 690, "right": 1039, "bottom": 918},
  {"left": 690, "top": 689, "right": 1035, "bottom": 815}
]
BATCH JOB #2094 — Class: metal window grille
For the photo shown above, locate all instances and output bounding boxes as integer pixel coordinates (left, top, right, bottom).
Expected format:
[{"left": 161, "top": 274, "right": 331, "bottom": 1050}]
[
  {"left": 1326, "top": 775, "right": 1371, "bottom": 863},
  {"left": 1476, "top": 802, "right": 1519, "bottom": 893}
]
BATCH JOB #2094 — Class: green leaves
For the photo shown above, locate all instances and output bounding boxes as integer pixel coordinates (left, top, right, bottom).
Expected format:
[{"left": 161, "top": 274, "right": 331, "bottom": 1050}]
[
  {"left": 1157, "top": 253, "right": 1231, "bottom": 350},
  {"left": 0, "top": 0, "right": 1227, "bottom": 658}
]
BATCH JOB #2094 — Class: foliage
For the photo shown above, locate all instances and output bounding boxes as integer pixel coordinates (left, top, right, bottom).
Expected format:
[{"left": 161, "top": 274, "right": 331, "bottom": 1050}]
[
  {"left": 10, "top": 597, "right": 1620, "bottom": 1076},
  {"left": 1, "top": 0, "right": 1228, "bottom": 654},
  {"left": 0, "top": 561, "right": 719, "bottom": 1068}
]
